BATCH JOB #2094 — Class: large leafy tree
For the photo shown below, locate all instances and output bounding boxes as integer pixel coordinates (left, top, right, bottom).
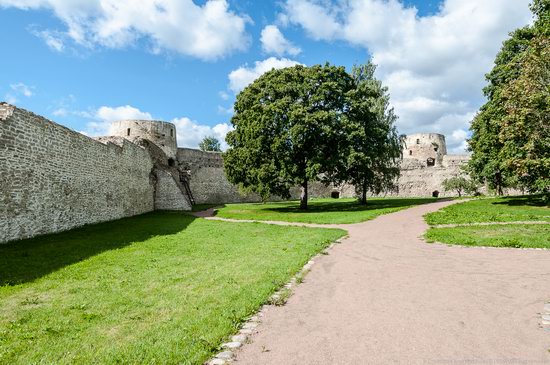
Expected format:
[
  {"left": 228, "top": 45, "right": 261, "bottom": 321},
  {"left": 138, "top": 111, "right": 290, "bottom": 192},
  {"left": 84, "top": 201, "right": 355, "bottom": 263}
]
[
  {"left": 499, "top": 1, "right": 549, "bottom": 196},
  {"left": 224, "top": 64, "right": 354, "bottom": 209},
  {"left": 343, "top": 61, "right": 401, "bottom": 205},
  {"left": 467, "top": 26, "right": 535, "bottom": 194}
]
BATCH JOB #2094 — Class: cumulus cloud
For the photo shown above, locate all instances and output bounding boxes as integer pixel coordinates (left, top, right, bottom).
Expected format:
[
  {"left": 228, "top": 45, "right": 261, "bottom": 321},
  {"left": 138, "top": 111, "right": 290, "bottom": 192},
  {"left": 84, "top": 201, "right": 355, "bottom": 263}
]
[
  {"left": 228, "top": 57, "right": 302, "bottom": 93},
  {"left": 78, "top": 105, "right": 232, "bottom": 149},
  {"left": 171, "top": 117, "right": 232, "bottom": 150},
  {"left": 261, "top": 25, "right": 301, "bottom": 56},
  {"left": 283, "top": 0, "right": 532, "bottom": 153},
  {"left": 0, "top": 0, "right": 250, "bottom": 59}
]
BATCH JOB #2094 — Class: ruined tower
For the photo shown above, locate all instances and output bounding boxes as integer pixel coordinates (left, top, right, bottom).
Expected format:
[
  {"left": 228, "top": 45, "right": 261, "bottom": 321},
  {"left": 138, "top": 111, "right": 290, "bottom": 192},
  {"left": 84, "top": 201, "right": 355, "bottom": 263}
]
[
  {"left": 403, "top": 133, "right": 447, "bottom": 167},
  {"left": 110, "top": 120, "right": 178, "bottom": 159}
]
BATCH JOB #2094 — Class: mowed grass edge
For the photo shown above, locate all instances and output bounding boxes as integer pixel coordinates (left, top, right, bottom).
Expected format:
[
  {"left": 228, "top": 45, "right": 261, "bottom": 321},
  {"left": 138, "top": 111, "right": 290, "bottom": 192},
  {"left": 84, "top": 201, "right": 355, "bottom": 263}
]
[
  {"left": 0, "top": 212, "right": 345, "bottom": 364},
  {"left": 215, "top": 197, "right": 437, "bottom": 224},
  {"left": 423, "top": 195, "right": 550, "bottom": 249}
]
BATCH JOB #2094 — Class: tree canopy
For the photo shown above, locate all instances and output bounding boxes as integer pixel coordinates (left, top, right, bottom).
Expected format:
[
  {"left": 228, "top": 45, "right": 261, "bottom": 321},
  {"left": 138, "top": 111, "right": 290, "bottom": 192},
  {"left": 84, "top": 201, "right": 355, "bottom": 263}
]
[
  {"left": 224, "top": 64, "right": 354, "bottom": 209},
  {"left": 343, "top": 61, "right": 401, "bottom": 205},
  {"left": 224, "top": 62, "right": 400, "bottom": 209},
  {"left": 468, "top": 0, "right": 549, "bottom": 198},
  {"left": 199, "top": 136, "right": 221, "bottom": 152}
]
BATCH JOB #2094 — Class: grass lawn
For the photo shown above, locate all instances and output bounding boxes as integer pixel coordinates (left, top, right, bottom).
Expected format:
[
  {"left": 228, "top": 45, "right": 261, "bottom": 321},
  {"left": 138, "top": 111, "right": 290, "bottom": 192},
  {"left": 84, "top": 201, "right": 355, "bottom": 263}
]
[
  {"left": 424, "top": 195, "right": 550, "bottom": 225},
  {"left": 424, "top": 195, "right": 549, "bottom": 249},
  {"left": 214, "top": 197, "right": 437, "bottom": 224},
  {"left": 0, "top": 212, "right": 345, "bottom": 364},
  {"left": 425, "top": 224, "right": 550, "bottom": 249}
]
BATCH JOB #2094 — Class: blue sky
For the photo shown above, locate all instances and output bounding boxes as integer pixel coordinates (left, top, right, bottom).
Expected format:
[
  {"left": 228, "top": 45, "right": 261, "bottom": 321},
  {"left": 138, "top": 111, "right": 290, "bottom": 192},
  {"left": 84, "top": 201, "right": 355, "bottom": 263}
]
[{"left": 0, "top": 0, "right": 532, "bottom": 152}]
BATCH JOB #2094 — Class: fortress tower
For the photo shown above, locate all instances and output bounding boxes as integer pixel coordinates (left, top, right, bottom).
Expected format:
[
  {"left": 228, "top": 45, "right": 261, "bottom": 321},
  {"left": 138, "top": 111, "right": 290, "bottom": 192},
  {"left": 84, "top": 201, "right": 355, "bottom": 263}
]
[
  {"left": 110, "top": 120, "right": 178, "bottom": 159},
  {"left": 403, "top": 133, "right": 447, "bottom": 167}
]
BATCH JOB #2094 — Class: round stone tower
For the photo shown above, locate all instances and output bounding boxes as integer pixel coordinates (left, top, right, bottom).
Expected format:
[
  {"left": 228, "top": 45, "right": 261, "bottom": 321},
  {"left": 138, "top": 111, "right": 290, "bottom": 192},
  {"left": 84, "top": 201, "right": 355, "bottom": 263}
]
[
  {"left": 403, "top": 133, "right": 447, "bottom": 166},
  {"left": 110, "top": 120, "right": 177, "bottom": 159}
]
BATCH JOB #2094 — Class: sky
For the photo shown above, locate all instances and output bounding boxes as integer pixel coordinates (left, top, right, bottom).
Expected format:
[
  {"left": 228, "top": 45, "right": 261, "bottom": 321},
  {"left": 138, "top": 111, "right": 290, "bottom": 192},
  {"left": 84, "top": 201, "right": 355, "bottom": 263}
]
[{"left": 0, "top": 0, "right": 533, "bottom": 153}]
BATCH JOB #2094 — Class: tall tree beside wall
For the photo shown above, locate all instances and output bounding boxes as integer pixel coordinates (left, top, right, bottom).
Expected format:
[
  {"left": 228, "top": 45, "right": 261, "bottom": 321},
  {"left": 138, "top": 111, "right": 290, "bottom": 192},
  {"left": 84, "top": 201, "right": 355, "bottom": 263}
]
[
  {"left": 499, "top": 1, "right": 549, "bottom": 197},
  {"left": 343, "top": 61, "right": 401, "bottom": 205},
  {"left": 468, "top": 0, "right": 549, "bottom": 197},
  {"left": 224, "top": 64, "right": 355, "bottom": 209}
]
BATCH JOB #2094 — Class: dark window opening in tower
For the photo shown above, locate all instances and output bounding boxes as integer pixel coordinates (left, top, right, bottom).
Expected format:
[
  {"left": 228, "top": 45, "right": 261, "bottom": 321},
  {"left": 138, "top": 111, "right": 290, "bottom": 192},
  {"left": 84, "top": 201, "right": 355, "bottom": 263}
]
[
  {"left": 416, "top": 139, "right": 420, "bottom": 144},
  {"left": 427, "top": 158, "right": 435, "bottom": 167},
  {"left": 170, "top": 129, "right": 173, "bottom": 137},
  {"left": 168, "top": 158, "right": 175, "bottom": 167},
  {"left": 434, "top": 147, "right": 438, "bottom": 152},
  {"left": 127, "top": 128, "right": 131, "bottom": 136},
  {"left": 409, "top": 150, "right": 413, "bottom": 156}
]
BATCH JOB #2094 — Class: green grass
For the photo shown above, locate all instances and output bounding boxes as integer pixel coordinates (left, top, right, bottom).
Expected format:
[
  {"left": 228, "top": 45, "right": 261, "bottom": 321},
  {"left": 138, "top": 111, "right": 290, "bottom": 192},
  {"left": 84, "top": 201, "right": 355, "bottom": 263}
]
[
  {"left": 214, "top": 197, "right": 437, "bottom": 224},
  {"left": 0, "top": 212, "right": 345, "bottom": 364},
  {"left": 425, "top": 224, "right": 550, "bottom": 249},
  {"left": 424, "top": 195, "right": 550, "bottom": 225}
]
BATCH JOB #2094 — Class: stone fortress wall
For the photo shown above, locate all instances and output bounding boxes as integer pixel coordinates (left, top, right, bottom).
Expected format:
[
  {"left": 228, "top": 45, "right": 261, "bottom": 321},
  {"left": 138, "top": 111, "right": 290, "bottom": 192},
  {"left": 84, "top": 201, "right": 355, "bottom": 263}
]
[
  {"left": 398, "top": 133, "right": 469, "bottom": 197},
  {"left": 0, "top": 103, "right": 474, "bottom": 243},
  {"left": 0, "top": 104, "right": 156, "bottom": 243}
]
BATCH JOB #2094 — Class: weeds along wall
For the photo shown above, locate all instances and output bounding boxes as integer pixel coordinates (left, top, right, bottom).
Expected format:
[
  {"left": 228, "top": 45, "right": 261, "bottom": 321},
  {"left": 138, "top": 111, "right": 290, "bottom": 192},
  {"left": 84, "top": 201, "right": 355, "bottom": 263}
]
[{"left": 0, "top": 104, "right": 155, "bottom": 244}]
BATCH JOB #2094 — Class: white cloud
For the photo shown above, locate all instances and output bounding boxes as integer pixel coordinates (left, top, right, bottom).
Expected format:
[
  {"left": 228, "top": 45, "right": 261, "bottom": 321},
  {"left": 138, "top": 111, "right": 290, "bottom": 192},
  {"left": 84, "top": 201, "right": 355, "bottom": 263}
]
[
  {"left": 1, "top": 0, "right": 250, "bottom": 59},
  {"left": 171, "top": 116, "right": 232, "bottom": 150},
  {"left": 10, "top": 83, "right": 34, "bottom": 97},
  {"left": 261, "top": 25, "right": 301, "bottom": 56},
  {"left": 228, "top": 57, "right": 302, "bottom": 93},
  {"left": 283, "top": 0, "right": 532, "bottom": 154},
  {"left": 4, "top": 82, "right": 34, "bottom": 104}
]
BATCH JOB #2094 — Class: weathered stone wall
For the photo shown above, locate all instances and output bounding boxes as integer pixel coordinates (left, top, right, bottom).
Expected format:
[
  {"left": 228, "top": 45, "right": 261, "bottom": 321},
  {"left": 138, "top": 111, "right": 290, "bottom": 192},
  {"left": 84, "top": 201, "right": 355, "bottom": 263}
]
[
  {"left": 153, "top": 169, "right": 192, "bottom": 210},
  {"left": 396, "top": 154, "right": 469, "bottom": 197},
  {"left": 0, "top": 104, "right": 155, "bottom": 244},
  {"left": 176, "top": 148, "right": 262, "bottom": 204}
]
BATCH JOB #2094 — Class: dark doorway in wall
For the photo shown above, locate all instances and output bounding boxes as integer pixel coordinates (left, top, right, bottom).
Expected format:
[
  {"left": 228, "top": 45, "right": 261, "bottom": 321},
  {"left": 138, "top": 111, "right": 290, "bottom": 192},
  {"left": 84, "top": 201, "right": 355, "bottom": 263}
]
[
  {"left": 127, "top": 128, "right": 131, "bottom": 136},
  {"left": 427, "top": 158, "right": 435, "bottom": 167},
  {"left": 168, "top": 158, "right": 175, "bottom": 167},
  {"left": 331, "top": 191, "right": 340, "bottom": 199},
  {"left": 432, "top": 190, "right": 440, "bottom": 198}
]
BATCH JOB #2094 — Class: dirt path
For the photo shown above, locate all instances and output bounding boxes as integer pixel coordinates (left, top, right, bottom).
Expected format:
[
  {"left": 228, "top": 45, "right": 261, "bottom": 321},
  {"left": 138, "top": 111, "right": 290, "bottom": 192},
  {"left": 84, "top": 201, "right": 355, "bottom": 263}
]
[{"left": 230, "top": 200, "right": 550, "bottom": 365}]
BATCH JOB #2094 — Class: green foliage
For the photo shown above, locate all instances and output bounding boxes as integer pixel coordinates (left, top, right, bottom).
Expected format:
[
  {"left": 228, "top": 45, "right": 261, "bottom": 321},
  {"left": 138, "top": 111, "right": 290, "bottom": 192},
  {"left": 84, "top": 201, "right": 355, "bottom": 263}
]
[
  {"left": 424, "top": 195, "right": 550, "bottom": 225},
  {"left": 425, "top": 224, "right": 550, "bottom": 249},
  {"left": 441, "top": 176, "right": 479, "bottom": 197},
  {"left": 224, "top": 64, "right": 355, "bottom": 209},
  {"left": 199, "top": 135, "right": 222, "bottom": 152},
  {"left": 343, "top": 61, "right": 401, "bottom": 204},
  {"left": 215, "top": 197, "right": 436, "bottom": 224},
  {"left": 0, "top": 211, "right": 344, "bottom": 364},
  {"left": 468, "top": 1, "right": 549, "bottom": 197}
]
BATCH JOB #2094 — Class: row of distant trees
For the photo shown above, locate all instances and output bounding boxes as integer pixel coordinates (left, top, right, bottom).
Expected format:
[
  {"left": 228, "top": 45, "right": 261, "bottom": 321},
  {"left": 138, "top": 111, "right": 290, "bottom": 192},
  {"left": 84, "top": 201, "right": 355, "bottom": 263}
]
[
  {"left": 467, "top": 0, "right": 549, "bottom": 199},
  {"left": 217, "top": 61, "right": 401, "bottom": 209}
]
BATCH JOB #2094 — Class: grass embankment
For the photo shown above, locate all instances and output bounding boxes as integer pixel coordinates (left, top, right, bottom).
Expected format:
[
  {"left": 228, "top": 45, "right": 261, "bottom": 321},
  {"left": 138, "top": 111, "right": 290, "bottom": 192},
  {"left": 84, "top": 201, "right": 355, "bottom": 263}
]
[
  {"left": 215, "top": 197, "right": 437, "bottom": 224},
  {"left": 424, "top": 195, "right": 550, "bottom": 249},
  {"left": 0, "top": 212, "right": 345, "bottom": 364}
]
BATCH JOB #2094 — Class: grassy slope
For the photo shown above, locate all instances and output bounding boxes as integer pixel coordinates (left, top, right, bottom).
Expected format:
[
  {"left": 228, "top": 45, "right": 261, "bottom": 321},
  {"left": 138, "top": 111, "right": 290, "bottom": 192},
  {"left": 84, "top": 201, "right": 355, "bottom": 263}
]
[
  {"left": 0, "top": 212, "right": 345, "bottom": 365},
  {"left": 424, "top": 195, "right": 550, "bottom": 225},
  {"left": 215, "top": 197, "right": 437, "bottom": 224},
  {"left": 424, "top": 196, "right": 550, "bottom": 249},
  {"left": 425, "top": 224, "right": 550, "bottom": 249}
]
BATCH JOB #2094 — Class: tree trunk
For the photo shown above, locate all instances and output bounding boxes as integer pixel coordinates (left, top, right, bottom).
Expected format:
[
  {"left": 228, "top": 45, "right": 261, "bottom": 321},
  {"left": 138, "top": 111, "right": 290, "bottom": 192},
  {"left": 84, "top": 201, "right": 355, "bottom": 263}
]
[
  {"left": 360, "top": 179, "right": 368, "bottom": 205},
  {"left": 300, "top": 180, "right": 308, "bottom": 210},
  {"left": 495, "top": 171, "right": 504, "bottom": 196}
]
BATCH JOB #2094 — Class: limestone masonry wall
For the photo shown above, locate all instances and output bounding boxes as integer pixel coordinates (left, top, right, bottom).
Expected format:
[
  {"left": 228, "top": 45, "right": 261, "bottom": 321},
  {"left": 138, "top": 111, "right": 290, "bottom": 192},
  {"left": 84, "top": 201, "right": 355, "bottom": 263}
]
[
  {"left": 176, "top": 148, "right": 262, "bottom": 204},
  {"left": 0, "top": 104, "right": 155, "bottom": 244}
]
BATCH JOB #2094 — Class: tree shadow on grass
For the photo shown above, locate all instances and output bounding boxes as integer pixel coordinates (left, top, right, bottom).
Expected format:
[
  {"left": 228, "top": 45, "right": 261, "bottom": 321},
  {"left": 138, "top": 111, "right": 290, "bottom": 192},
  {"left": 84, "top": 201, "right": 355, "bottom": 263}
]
[
  {"left": 264, "top": 197, "right": 438, "bottom": 214},
  {"left": 0, "top": 211, "right": 195, "bottom": 286},
  {"left": 491, "top": 195, "right": 548, "bottom": 207}
]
